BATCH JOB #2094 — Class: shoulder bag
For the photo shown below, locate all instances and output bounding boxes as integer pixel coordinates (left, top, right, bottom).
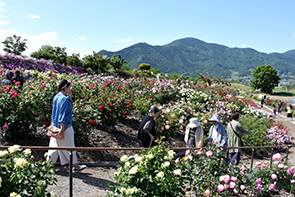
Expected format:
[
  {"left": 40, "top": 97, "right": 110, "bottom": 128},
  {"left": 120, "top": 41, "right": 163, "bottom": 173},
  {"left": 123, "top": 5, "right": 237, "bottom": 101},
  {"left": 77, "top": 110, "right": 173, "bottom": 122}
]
[{"left": 230, "top": 123, "right": 244, "bottom": 146}]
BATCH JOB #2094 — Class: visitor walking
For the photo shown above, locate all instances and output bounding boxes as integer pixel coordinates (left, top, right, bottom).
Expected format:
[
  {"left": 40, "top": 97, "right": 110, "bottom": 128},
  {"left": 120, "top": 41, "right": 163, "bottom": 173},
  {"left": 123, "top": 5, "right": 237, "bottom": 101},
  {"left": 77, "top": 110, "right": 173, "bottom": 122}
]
[
  {"left": 12, "top": 70, "right": 24, "bottom": 89},
  {"left": 227, "top": 112, "right": 252, "bottom": 165},
  {"left": 138, "top": 105, "right": 161, "bottom": 147},
  {"left": 1, "top": 70, "right": 14, "bottom": 86},
  {"left": 208, "top": 114, "right": 227, "bottom": 147},
  {"left": 48, "top": 79, "right": 86, "bottom": 173},
  {"left": 277, "top": 100, "right": 282, "bottom": 115},
  {"left": 260, "top": 95, "right": 265, "bottom": 108},
  {"left": 287, "top": 104, "right": 293, "bottom": 121},
  {"left": 184, "top": 118, "right": 204, "bottom": 148}
]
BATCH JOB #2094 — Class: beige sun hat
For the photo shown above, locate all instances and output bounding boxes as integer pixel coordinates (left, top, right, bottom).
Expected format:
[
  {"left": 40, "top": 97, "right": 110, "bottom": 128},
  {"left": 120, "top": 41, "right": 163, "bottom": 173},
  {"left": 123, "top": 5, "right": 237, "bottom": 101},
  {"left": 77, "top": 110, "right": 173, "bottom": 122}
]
[{"left": 187, "top": 118, "right": 200, "bottom": 128}]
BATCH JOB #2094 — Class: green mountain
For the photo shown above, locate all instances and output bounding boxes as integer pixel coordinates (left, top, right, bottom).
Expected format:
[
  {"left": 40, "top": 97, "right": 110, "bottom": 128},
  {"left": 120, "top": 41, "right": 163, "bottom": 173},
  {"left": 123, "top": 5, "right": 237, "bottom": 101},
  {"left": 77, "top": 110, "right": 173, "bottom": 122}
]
[{"left": 99, "top": 37, "right": 295, "bottom": 78}]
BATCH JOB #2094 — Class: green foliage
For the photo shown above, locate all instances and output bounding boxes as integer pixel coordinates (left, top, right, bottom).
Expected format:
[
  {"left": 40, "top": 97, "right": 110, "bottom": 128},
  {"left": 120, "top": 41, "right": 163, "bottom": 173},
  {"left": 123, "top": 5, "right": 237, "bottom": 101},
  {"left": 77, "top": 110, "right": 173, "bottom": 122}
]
[
  {"left": 250, "top": 65, "right": 280, "bottom": 94},
  {"left": 30, "top": 45, "right": 67, "bottom": 65},
  {"left": 110, "top": 54, "right": 128, "bottom": 70},
  {"left": 138, "top": 63, "right": 150, "bottom": 71},
  {"left": 0, "top": 146, "right": 56, "bottom": 196},
  {"left": 2, "top": 35, "right": 27, "bottom": 55},
  {"left": 83, "top": 52, "right": 110, "bottom": 73},
  {"left": 239, "top": 114, "right": 272, "bottom": 153},
  {"left": 149, "top": 68, "right": 161, "bottom": 75},
  {"left": 66, "top": 53, "right": 83, "bottom": 67},
  {"left": 107, "top": 139, "right": 186, "bottom": 197}
]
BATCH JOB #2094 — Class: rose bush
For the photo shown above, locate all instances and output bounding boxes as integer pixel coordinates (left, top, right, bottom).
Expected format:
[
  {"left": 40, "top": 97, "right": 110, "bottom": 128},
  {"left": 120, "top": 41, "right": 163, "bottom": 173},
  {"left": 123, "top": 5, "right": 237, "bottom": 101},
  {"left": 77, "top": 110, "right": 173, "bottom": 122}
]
[{"left": 0, "top": 145, "right": 56, "bottom": 196}]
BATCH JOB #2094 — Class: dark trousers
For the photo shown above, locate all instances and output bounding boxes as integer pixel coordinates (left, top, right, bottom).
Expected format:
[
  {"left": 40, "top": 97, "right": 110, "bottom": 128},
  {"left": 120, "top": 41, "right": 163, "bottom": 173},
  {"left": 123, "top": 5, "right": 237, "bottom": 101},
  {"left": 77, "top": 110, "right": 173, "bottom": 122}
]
[{"left": 230, "top": 152, "right": 240, "bottom": 165}]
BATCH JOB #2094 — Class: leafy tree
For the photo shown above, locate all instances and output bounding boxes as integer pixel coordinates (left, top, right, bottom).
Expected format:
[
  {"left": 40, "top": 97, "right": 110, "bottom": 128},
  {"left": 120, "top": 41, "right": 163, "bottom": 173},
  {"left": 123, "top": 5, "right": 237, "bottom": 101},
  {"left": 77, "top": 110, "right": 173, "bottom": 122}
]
[
  {"left": 31, "top": 45, "right": 67, "bottom": 64},
  {"left": 250, "top": 65, "right": 280, "bottom": 94},
  {"left": 109, "top": 54, "right": 128, "bottom": 70},
  {"left": 83, "top": 52, "right": 110, "bottom": 73},
  {"left": 2, "top": 34, "right": 27, "bottom": 55},
  {"left": 139, "top": 63, "right": 151, "bottom": 70},
  {"left": 150, "top": 68, "right": 161, "bottom": 75},
  {"left": 67, "top": 53, "right": 83, "bottom": 67}
]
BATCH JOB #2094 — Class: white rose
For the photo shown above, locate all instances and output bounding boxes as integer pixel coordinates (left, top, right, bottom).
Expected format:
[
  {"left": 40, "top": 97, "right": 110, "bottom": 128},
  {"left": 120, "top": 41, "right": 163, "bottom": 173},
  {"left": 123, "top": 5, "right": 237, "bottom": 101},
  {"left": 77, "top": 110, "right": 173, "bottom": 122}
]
[
  {"left": 129, "top": 166, "right": 138, "bottom": 175},
  {"left": 23, "top": 149, "right": 31, "bottom": 155},
  {"left": 0, "top": 150, "right": 8, "bottom": 157},
  {"left": 162, "top": 161, "right": 170, "bottom": 168},
  {"left": 120, "top": 155, "right": 128, "bottom": 162},
  {"left": 173, "top": 169, "right": 181, "bottom": 176},
  {"left": 157, "top": 171, "right": 164, "bottom": 178},
  {"left": 8, "top": 145, "right": 20, "bottom": 154},
  {"left": 50, "top": 191, "right": 59, "bottom": 197},
  {"left": 135, "top": 156, "right": 143, "bottom": 162}
]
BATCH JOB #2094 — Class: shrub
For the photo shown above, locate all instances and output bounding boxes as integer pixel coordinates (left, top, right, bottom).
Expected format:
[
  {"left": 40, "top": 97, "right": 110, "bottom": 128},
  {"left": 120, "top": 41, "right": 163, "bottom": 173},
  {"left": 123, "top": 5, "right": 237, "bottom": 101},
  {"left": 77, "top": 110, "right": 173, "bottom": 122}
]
[{"left": 0, "top": 145, "right": 57, "bottom": 196}]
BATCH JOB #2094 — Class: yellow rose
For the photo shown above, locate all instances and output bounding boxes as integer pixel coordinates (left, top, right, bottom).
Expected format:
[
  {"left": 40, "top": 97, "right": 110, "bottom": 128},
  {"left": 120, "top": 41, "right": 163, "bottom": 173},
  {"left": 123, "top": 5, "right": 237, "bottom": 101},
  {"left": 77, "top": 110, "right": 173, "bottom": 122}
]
[
  {"left": 14, "top": 158, "right": 28, "bottom": 168},
  {"left": 129, "top": 166, "right": 138, "bottom": 175},
  {"left": 120, "top": 187, "right": 127, "bottom": 194},
  {"left": 124, "top": 162, "right": 130, "bottom": 167},
  {"left": 120, "top": 155, "right": 128, "bottom": 162},
  {"left": 147, "top": 154, "right": 154, "bottom": 159}
]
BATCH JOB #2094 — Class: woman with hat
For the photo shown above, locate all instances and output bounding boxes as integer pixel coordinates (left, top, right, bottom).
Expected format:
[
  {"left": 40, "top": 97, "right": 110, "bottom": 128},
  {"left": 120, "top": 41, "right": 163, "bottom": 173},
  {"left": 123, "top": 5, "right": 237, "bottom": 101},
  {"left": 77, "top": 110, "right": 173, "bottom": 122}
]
[
  {"left": 184, "top": 118, "right": 203, "bottom": 148},
  {"left": 208, "top": 114, "right": 227, "bottom": 147}
]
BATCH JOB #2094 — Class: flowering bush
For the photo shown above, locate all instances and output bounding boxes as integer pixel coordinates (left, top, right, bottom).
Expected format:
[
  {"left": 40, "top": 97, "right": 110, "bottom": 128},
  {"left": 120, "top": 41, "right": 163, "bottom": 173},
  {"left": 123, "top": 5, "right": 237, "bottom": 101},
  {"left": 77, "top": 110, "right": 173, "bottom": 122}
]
[
  {"left": 0, "top": 145, "right": 56, "bottom": 196},
  {"left": 266, "top": 122, "right": 292, "bottom": 146},
  {"left": 107, "top": 138, "right": 186, "bottom": 196}
]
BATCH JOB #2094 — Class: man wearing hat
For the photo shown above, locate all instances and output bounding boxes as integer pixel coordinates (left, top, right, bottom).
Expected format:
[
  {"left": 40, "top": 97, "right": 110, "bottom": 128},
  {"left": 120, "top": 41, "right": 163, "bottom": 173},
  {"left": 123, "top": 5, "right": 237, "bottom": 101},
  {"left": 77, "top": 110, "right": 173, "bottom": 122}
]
[
  {"left": 184, "top": 118, "right": 203, "bottom": 148},
  {"left": 208, "top": 114, "right": 227, "bottom": 147}
]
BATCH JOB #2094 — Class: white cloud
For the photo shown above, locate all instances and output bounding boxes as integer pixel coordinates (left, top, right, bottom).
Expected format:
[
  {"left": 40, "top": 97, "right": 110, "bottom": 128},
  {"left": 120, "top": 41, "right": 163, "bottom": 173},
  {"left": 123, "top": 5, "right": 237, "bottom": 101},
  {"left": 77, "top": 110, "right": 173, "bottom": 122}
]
[
  {"left": 293, "top": 34, "right": 295, "bottom": 37},
  {"left": 79, "top": 51, "right": 93, "bottom": 58},
  {"left": 0, "top": 20, "right": 8, "bottom": 25},
  {"left": 0, "top": 1, "right": 5, "bottom": 6},
  {"left": 117, "top": 38, "right": 131, "bottom": 43},
  {"left": 72, "top": 36, "right": 87, "bottom": 40},
  {"left": 242, "top": 44, "right": 247, "bottom": 48},
  {"left": 108, "top": 38, "right": 115, "bottom": 43},
  {"left": 0, "top": 15, "right": 5, "bottom": 18},
  {"left": 0, "top": 28, "right": 59, "bottom": 55},
  {"left": 26, "top": 14, "right": 41, "bottom": 19}
]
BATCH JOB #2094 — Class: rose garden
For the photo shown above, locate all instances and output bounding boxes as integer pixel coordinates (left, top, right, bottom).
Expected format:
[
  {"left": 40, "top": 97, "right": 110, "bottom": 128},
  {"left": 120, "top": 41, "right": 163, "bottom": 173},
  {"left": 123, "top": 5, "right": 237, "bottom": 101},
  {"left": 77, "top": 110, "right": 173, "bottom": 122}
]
[{"left": 0, "top": 53, "right": 295, "bottom": 196}]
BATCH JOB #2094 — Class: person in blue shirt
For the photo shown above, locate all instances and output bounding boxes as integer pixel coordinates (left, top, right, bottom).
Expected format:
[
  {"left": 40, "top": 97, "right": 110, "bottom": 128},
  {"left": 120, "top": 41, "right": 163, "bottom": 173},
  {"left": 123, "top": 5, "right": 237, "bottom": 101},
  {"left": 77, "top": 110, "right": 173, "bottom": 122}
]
[{"left": 48, "top": 79, "right": 86, "bottom": 173}]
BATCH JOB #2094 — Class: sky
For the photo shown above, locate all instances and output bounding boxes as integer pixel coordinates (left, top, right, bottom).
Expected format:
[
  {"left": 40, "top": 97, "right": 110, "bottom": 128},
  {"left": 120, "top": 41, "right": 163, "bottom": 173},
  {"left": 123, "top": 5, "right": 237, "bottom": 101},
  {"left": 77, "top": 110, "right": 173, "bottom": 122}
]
[{"left": 0, "top": 0, "right": 295, "bottom": 57}]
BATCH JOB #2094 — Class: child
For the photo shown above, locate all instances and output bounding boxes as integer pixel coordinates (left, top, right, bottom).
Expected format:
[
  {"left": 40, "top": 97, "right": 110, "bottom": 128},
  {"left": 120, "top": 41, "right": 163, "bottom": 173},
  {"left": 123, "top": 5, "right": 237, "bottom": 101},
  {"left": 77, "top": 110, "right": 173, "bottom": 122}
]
[{"left": 273, "top": 108, "right": 277, "bottom": 116}]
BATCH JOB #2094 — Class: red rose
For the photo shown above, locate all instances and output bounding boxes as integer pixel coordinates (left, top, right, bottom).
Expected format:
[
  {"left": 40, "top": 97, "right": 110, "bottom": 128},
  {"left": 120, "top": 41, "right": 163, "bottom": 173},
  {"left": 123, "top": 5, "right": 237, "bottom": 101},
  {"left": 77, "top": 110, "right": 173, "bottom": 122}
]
[
  {"left": 109, "top": 103, "right": 113, "bottom": 106},
  {"left": 119, "top": 87, "right": 122, "bottom": 90},
  {"left": 85, "top": 85, "right": 89, "bottom": 89},
  {"left": 45, "top": 122, "right": 50, "bottom": 127},
  {"left": 89, "top": 120, "right": 95, "bottom": 126},
  {"left": 43, "top": 118, "right": 47, "bottom": 121},
  {"left": 148, "top": 96, "right": 152, "bottom": 99},
  {"left": 0, "top": 94, "right": 2, "bottom": 97},
  {"left": 148, "top": 88, "right": 150, "bottom": 91},
  {"left": 124, "top": 111, "right": 128, "bottom": 115},
  {"left": 110, "top": 110, "right": 113, "bottom": 113},
  {"left": 106, "top": 83, "right": 109, "bottom": 87},
  {"left": 99, "top": 105, "right": 104, "bottom": 110},
  {"left": 129, "top": 103, "right": 133, "bottom": 107}
]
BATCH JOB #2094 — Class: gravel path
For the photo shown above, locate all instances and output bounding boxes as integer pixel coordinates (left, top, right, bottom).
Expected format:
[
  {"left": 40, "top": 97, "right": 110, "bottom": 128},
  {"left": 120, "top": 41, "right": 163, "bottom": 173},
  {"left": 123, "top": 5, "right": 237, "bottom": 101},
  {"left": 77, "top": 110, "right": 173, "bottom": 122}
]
[{"left": 47, "top": 165, "right": 117, "bottom": 197}]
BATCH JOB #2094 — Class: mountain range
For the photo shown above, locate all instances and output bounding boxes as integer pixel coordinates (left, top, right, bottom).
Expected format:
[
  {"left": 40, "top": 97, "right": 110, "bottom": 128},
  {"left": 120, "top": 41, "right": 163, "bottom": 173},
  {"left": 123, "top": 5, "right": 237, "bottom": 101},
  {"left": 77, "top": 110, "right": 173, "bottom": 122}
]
[{"left": 99, "top": 37, "right": 295, "bottom": 78}]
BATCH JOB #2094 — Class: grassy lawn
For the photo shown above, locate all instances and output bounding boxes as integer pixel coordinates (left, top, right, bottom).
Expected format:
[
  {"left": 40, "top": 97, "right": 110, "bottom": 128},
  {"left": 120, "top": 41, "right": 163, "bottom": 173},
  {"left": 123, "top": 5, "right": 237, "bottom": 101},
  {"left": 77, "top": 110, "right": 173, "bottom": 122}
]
[
  {"left": 271, "top": 87, "right": 295, "bottom": 96},
  {"left": 231, "top": 83, "right": 252, "bottom": 92}
]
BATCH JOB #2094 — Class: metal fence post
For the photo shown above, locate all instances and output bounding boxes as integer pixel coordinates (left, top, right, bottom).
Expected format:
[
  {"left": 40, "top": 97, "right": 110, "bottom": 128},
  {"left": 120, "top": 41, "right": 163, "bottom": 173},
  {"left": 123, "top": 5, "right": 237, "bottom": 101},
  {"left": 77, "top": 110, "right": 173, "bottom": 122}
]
[
  {"left": 69, "top": 151, "right": 73, "bottom": 197},
  {"left": 250, "top": 149, "right": 254, "bottom": 169},
  {"left": 270, "top": 148, "right": 274, "bottom": 166},
  {"left": 286, "top": 147, "right": 290, "bottom": 160}
]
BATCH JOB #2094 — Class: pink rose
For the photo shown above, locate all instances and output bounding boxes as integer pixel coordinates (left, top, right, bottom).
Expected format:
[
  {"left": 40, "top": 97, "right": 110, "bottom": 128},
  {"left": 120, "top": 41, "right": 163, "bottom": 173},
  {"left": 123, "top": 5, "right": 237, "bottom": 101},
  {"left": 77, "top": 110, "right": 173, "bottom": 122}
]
[
  {"left": 240, "top": 185, "right": 246, "bottom": 190},
  {"left": 233, "top": 189, "right": 239, "bottom": 194},
  {"left": 271, "top": 174, "right": 277, "bottom": 180},
  {"left": 231, "top": 176, "right": 238, "bottom": 182},
  {"left": 179, "top": 125, "right": 184, "bottom": 130},
  {"left": 179, "top": 119, "right": 184, "bottom": 124},
  {"left": 205, "top": 189, "right": 211, "bottom": 196},
  {"left": 272, "top": 153, "right": 281, "bottom": 161},
  {"left": 165, "top": 125, "right": 170, "bottom": 130},
  {"left": 256, "top": 178, "right": 262, "bottom": 185},
  {"left": 2, "top": 124, "right": 8, "bottom": 131},
  {"left": 256, "top": 184, "right": 262, "bottom": 191},
  {"left": 223, "top": 175, "right": 230, "bottom": 183},
  {"left": 274, "top": 161, "right": 280, "bottom": 165},
  {"left": 206, "top": 151, "right": 213, "bottom": 157},
  {"left": 229, "top": 181, "right": 236, "bottom": 189},
  {"left": 287, "top": 169, "right": 293, "bottom": 175},
  {"left": 217, "top": 184, "right": 224, "bottom": 192},
  {"left": 204, "top": 120, "right": 208, "bottom": 124},
  {"left": 269, "top": 182, "right": 276, "bottom": 190}
]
